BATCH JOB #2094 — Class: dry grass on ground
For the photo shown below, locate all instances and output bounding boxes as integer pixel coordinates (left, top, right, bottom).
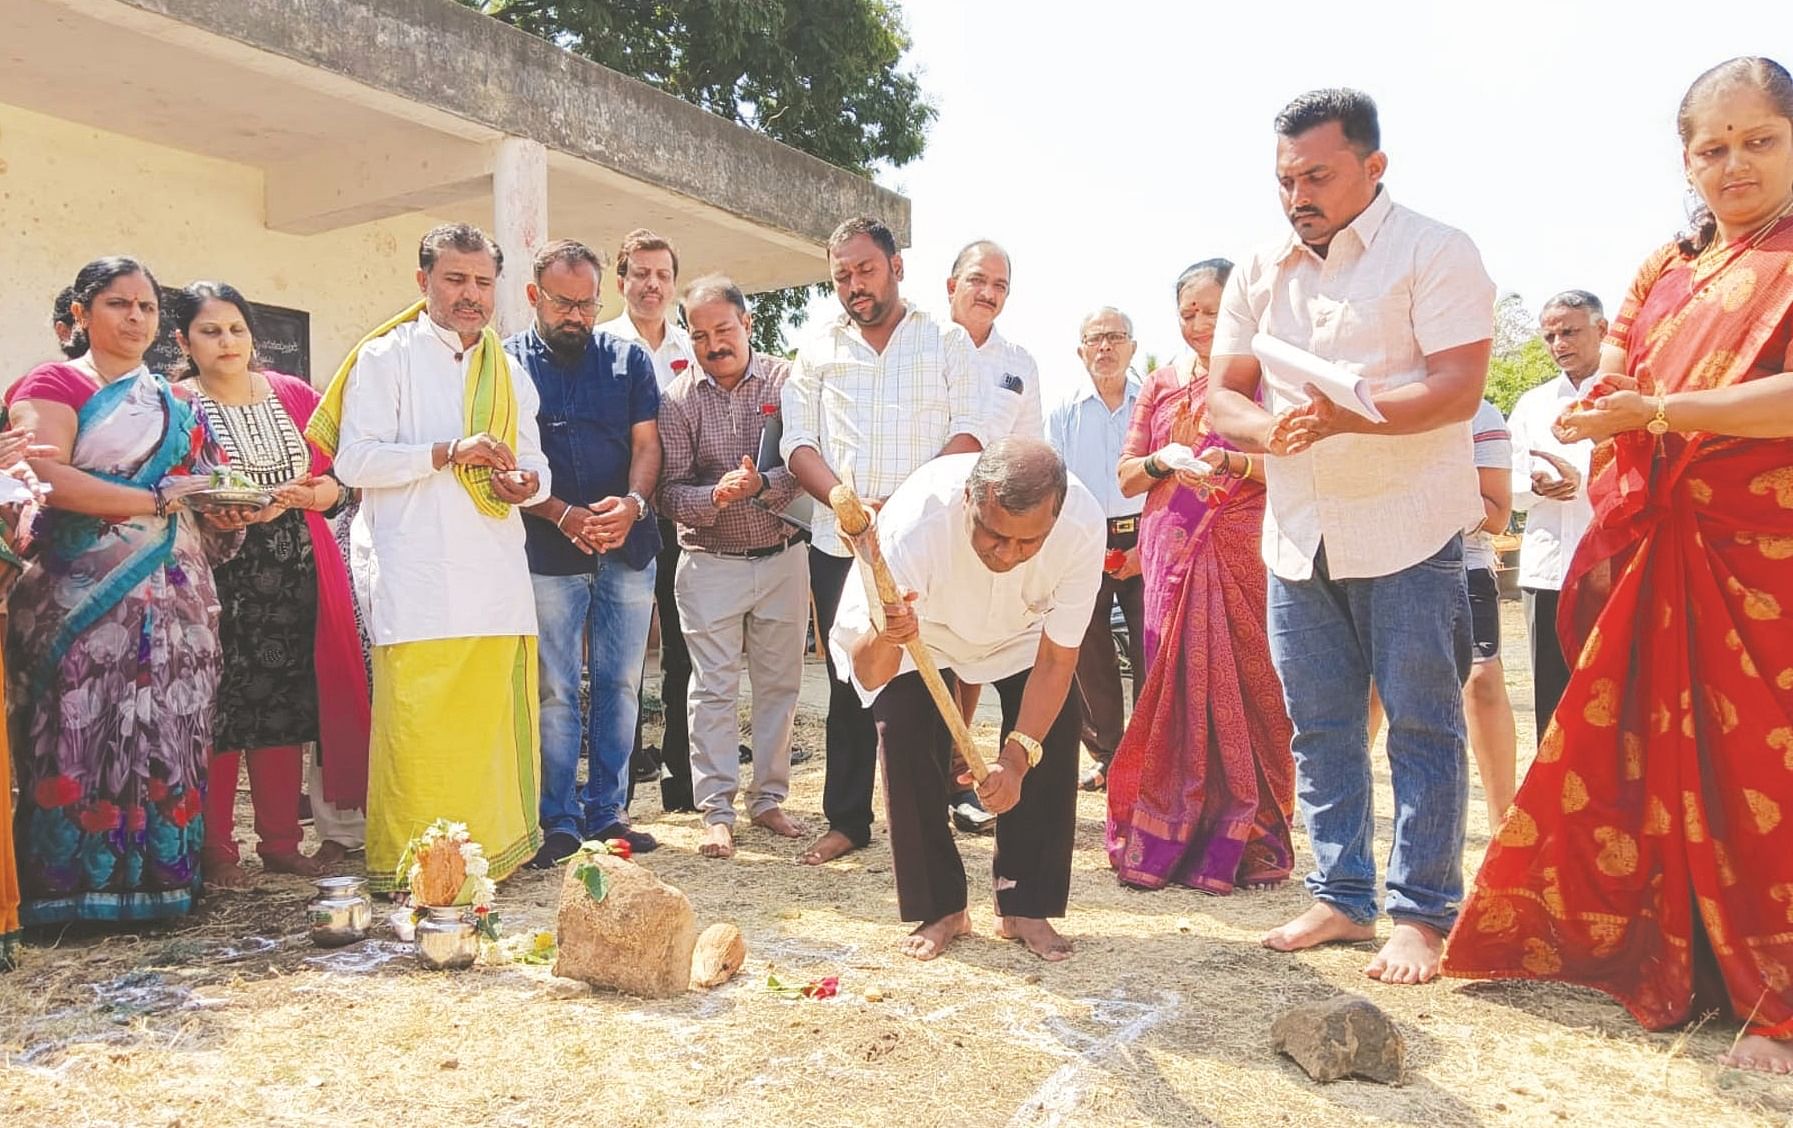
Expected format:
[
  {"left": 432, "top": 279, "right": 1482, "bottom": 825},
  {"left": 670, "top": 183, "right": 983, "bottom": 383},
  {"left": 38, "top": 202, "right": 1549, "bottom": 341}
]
[{"left": 4, "top": 602, "right": 1792, "bottom": 1126}]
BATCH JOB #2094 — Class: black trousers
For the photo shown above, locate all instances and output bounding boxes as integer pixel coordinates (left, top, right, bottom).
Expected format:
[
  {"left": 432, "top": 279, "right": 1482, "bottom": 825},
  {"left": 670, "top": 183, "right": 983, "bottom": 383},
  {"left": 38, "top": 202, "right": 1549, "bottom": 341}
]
[
  {"left": 875, "top": 666, "right": 1080, "bottom": 923},
  {"left": 1073, "top": 572, "right": 1145, "bottom": 765},
  {"left": 809, "top": 547, "right": 878, "bottom": 846},
  {"left": 1523, "top": 586, "right": 1572, "bottom": 740},
  {"left": 636, "top": 519, "right": 693, "bottom": 808}
]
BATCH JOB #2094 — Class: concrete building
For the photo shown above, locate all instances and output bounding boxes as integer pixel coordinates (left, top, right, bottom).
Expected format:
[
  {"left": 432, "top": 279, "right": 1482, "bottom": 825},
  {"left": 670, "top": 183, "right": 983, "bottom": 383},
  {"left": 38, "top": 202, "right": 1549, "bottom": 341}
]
[{"left": 0, "top": 0, "right": 909, "bottom": 381}]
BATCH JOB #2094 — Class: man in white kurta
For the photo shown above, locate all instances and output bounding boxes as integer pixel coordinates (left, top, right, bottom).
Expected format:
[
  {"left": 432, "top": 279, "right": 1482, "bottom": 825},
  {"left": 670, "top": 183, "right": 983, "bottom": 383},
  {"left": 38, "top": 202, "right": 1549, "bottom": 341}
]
[{"left": 331, "top": 225, "right": 551, "bottom": 891}]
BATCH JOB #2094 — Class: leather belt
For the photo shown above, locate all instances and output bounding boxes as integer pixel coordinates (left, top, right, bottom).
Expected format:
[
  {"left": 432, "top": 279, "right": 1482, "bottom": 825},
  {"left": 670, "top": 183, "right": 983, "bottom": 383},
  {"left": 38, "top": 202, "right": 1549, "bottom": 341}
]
[{"left": 708, "top": 532, "right": 805, "bottom": 560}]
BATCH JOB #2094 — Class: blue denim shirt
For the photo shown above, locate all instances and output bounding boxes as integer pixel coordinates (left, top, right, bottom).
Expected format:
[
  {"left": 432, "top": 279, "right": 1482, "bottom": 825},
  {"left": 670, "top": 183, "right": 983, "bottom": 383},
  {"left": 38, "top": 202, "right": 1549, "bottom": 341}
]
[{"left": 505, "top": 327, "right": 661, "bottom": 576}]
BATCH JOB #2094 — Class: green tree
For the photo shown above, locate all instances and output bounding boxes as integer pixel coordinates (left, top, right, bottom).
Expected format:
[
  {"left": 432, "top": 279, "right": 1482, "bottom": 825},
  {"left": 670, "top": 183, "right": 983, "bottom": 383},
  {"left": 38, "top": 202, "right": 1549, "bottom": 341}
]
[
  {"left": 1485, "top": 293, "right": 1556, "bottom": 415},
  {"left": 462, "top": 0, "right": 936, "bottom": 352}
]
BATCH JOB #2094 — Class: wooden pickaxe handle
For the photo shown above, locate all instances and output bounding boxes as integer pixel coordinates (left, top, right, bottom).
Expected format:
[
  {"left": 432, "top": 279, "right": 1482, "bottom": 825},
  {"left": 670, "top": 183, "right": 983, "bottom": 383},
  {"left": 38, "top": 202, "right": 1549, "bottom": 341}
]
[{"left": 830, "top": 484, "right": 990, "bottom": 782}]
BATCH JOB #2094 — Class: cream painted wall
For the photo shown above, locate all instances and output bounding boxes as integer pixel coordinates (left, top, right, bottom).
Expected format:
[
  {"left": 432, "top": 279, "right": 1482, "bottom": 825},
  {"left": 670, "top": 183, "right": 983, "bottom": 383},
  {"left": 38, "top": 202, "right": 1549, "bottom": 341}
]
[{"left": 0, "top": 103, "right": 474, "bottom": 387}]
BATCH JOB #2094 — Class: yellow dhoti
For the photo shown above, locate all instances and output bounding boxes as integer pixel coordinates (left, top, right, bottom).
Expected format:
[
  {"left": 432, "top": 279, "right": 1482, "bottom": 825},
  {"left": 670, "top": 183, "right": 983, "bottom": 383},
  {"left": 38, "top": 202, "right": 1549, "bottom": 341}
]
[{"left": 367, "top": 636, "right": 540, "bottom": 893}]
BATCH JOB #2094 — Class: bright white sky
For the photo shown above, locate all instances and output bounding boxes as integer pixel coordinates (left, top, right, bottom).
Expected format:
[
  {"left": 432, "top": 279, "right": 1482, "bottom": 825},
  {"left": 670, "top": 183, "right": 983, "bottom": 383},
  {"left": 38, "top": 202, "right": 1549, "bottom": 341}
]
[{"left": 804, "top": 1, "right": 1782, "bottom": 402}]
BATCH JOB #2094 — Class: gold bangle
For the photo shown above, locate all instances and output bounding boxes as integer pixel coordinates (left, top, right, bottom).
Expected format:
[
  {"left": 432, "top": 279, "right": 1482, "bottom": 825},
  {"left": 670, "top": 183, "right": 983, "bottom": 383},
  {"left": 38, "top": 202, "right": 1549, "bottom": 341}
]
[{"left": 1005, "top": 731, "right": 1044, "bottom": 768}]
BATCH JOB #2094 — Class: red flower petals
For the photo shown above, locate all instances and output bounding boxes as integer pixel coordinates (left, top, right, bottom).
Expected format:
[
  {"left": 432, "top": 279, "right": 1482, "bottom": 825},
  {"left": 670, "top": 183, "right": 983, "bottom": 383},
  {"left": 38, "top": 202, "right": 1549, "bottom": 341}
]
[
  {"left": 77, "top": 800, "right": 122, "bottom": 833},
  {"left": 33, "top": 774, "right": 82, "bottom": 808}
]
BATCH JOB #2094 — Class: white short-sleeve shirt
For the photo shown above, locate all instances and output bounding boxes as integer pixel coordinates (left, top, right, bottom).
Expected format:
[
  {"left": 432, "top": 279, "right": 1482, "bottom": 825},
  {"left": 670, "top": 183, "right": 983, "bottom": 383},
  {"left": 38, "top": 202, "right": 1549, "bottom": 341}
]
[
  {"left": 826, "top": 453, "right": 1106, "bottom": 704},
  {"left": 1211, "top": 189, "right": 1496, "bottom": 581}
]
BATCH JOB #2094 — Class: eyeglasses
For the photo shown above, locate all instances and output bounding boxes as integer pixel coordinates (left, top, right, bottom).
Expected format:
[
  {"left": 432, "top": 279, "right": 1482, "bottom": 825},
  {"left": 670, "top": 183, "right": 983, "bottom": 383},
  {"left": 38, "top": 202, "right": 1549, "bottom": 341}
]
[
  {"left": 1080, "top": 331, "right": 1131, "bottom": 348},
  {"left": 541, "top": 290, "right": 600, "bottom": 317}
]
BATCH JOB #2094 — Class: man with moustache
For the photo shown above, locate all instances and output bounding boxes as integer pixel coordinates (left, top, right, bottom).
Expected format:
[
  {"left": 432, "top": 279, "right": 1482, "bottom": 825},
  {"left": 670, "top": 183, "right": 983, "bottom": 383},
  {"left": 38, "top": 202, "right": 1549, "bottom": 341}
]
[
  {"left": 1506, "top": 290, "right": 1602, "bottom": 739},
  {"left": 320, "top": 222, "right": 553, "bottom": 890},
  {"left": 781, "top": 215, "right": 989, "bottom": 866},
  {"left": 1207, "top": 89, "right": 1495, "bottom": 984},
  {"left": 597, "top": 229, "right": 701, "bottom": 811},
  {"left": 829, "top": 439, "right": 1104, "bottom": 961},
  {"left": 656, "top": 275, "right": 809, "bottom": 860},
  {"left": 1046, "top": 307, "right": 1146, "bottom": 793},
  {"left": 942, "top": 239, "right": 1042, "bottom": 831},
  {"left": 507, "top": 239, "right": 664, "bottom": 864}
]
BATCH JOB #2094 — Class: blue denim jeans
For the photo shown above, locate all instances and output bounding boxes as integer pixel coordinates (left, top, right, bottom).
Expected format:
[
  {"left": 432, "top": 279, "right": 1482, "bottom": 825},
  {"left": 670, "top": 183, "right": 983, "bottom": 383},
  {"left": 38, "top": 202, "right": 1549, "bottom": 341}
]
[
  {"left": 1267, "top": 536, "right": 1472, "bottom": 934},
  {"left": 532, "top": 560, "right": 657, "bottom": 837}
]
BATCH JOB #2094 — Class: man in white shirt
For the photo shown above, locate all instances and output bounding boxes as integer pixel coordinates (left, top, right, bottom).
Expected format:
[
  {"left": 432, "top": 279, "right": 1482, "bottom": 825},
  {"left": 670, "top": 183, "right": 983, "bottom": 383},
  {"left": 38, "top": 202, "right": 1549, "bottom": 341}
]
[
  {"left": 1045, "top": 308, "right": 1146, "bottom": 791},
  {"left": 782, "top": 215, "right": 989, "bottom": 866},
  {"left": 946, "top": 240, "right": 1043, "bottom": 441},
  {"left": 830, "top": 441, "right": 1104, "bottom": 962},
  {"left": 942, "top": 239, "right": 1042, "bottom": 831},
  {"left": 1507, "top": 291, "right": 1601, "bottom": 740},
  {"left": 597, "top": 230, "right": 702, "bottom": 811},
  {"left": 1208, "top": 89, "right": 1495, "bottom": 985},
  {"left": 331, "top": 223, "right": 552, "bottom": 891}
]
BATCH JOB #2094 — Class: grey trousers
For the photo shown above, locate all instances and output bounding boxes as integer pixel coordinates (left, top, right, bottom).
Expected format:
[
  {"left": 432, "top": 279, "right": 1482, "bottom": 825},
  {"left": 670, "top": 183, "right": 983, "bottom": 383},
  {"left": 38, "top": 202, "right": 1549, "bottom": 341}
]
[{"left": 674, "top": 544, "right": 809, "bottom": 826}]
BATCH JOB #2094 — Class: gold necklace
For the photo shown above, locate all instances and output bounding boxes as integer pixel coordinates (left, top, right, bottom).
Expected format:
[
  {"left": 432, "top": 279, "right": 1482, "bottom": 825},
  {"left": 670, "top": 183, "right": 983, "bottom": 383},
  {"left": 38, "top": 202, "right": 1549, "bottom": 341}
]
[{"left": 1694, "top": 193, "right": 1793, "bottom": 281}]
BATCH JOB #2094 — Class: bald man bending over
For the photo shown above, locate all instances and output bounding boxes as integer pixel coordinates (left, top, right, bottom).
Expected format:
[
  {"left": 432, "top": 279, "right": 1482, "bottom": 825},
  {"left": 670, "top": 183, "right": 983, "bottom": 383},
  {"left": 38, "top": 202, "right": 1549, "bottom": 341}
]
[{"left": 829, "top": 439, "right": 1105, "bottom": 961}]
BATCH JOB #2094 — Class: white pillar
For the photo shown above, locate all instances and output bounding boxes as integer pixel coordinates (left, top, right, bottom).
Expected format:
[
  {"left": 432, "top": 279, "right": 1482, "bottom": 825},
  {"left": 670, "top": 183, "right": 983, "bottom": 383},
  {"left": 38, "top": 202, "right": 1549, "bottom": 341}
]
[{"left": 492, "top": 137, "right": 548, "bottom": 337}]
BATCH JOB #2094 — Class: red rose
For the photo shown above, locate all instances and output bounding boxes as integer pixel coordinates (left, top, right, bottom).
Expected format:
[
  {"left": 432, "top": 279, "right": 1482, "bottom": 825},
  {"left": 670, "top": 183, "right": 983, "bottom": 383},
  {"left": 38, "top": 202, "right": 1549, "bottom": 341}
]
[
  {"left": 759, "top": 403, "right": 778, "bottom": 416},
  {"left": 78, "top": 800, "right": 122, "bottom": 833},
  {"left": 146, "top": 777, "right": 170, "bottom": 802},
  {"left": 473, "top": 905, "right": 491, "bottom": 916},
  {"left": 125, "top": 806, "right": 148, "bottom": 833},
  {"left": 33, "top": 774, "right": 82, "bottom": 809},
  {"left": 606, "top": 838, "right": 633, "bottom": 861},
  {"left": 1103, "top": 549, "right": 1126, "bottom": 575},
  {"left": 671, "top": 358, "right": 690, "bottom": 373}
]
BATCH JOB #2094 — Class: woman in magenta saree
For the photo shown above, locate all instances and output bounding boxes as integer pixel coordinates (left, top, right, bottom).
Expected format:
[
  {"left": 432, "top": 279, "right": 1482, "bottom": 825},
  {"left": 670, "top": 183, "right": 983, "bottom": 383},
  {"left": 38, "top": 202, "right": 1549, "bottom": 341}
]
[
  {"left": 1445, "top": 57, "right": 1793, "bottom": 1074},
  {"left": 1105, "top": 260, "right": 1296, "bottom": 893}
]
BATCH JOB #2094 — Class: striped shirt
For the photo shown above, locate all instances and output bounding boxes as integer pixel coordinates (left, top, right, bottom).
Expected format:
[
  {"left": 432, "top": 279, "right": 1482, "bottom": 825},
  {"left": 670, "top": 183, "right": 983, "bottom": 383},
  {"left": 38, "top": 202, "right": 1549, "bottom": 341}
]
[
  {"left": 780, "top": 303, "right": 987, "bottom": 556},
  {"left": 1465, "top": 399, "right": 1512, "bottom": 571},
  {"left": 657, "top": 353, "right": 803, "bottom": 554}
]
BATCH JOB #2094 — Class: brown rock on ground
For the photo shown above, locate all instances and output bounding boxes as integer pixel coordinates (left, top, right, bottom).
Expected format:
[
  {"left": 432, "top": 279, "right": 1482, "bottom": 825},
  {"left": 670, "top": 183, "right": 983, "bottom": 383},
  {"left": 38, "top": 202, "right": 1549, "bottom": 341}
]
[
  {"left": 691, "top": 922, "right": 747, "bottom": 988},
  {"left": 1270, "top": 994, "right": 1407, "bottom": 1085},
  {"left": 552, "top": 856, "right": 697, "bottom": 998}
]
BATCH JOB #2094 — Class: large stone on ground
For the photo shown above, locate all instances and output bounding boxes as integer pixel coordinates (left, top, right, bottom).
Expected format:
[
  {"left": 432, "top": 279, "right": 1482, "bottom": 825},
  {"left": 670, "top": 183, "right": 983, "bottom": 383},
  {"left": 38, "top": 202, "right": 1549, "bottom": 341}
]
[
  {"left": 552, "top": 856, "right": 696, "bottom": 998},
  {"left": 1270, "top": 994, "right": 1406, "bottom": 1085},
  {"left": 691, "top": 922, "right": 747, "bottom": 988}
]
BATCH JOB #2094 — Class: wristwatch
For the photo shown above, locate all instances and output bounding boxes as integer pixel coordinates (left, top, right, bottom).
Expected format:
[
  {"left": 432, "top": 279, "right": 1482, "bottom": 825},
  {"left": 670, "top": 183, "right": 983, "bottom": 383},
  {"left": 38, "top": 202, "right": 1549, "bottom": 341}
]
[
  {"left": 1645, "top": 392, "right": 1670, "bottom": 437},
  {"left": 625, "top": 490, "right": 649, "bottom": 521},
  {"left": 1005, "top": 731, "right": 1044, "bottom": 769}
]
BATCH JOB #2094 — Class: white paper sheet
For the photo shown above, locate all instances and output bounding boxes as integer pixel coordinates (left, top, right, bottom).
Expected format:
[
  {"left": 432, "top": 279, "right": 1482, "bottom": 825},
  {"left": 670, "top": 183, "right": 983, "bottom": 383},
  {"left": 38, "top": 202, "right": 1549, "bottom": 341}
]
[
  {"left": 1156, "top": 443, "right": 1210, "bottom": 475},
  {"left": 1250, "top": 334, "right": 1387, "bottom": 424}
]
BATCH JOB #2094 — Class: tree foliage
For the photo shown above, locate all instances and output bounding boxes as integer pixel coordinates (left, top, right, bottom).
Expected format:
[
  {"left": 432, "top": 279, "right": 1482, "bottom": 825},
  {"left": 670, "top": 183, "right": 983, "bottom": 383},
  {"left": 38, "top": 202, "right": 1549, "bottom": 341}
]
[
  {"left": 463, "top": 0, "right": 936, "bottom": 352},
  {"left": 1485, "top": 293, "right": 1556, "bottom": 415}
]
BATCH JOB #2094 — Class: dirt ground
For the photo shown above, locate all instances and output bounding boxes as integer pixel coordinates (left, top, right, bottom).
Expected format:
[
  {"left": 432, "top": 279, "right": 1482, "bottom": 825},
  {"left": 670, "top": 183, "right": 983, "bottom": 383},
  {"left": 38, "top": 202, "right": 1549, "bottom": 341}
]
[{"left": 4, "top": 600, "right": 1792, "bottom": 1127}]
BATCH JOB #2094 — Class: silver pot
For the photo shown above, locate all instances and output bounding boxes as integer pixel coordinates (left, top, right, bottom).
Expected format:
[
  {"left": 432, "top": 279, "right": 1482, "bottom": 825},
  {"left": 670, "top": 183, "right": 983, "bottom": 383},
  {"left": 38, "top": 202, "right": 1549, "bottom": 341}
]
[
  {"left": 306, "top": 875, "right": 372, "bottom": 947},
  {"left": 414, "top": 906, "right": 477, "bottom": 970}
]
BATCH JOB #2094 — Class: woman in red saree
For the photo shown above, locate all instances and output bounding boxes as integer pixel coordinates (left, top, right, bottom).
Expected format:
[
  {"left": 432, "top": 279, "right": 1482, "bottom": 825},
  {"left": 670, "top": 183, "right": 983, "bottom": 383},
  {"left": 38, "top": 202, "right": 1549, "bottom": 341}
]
[
  {"left": 1104, "top": 260, "right": 1296, "bottom": 893},
  {"left": 1445, "top": 56, "right": 1793, "bottom": 1074}
]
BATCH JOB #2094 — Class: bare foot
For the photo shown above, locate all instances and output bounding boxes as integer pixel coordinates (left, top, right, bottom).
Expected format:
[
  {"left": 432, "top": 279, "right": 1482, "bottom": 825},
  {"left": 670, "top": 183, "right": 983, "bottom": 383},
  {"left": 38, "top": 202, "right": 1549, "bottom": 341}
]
[
  {"left": 1262, "top": 902, "right": 1377, "bottom": 952},
  {"left": 899, "top": 911, "right": 971, "bottom": 961},
  {"left": 1720, "top": 1034, "right": 1793, "bottom": 1075},
  {"left": 1364, "top": 920, "right": 1446, "bottom": 985},
  {"left": 261, "top": 850, "right": 329, "bottom": 878},
  {"left": 797, "top": 829, "right": 858, "bottom": 866},
  {"left": 312, "top": 841, "right": 353, "bottom": 869},
  {"left": 995, "top": 915, "right": 1074, "bottom": 961},
  {"left": 751, "top": 807, "right": 805, "bottom": 839},
  {"left": 204, "top": 859, "right": 256, "bottom": 890},
  {"left": 700, "top": 823, "right": 735, "bottom": 860}
]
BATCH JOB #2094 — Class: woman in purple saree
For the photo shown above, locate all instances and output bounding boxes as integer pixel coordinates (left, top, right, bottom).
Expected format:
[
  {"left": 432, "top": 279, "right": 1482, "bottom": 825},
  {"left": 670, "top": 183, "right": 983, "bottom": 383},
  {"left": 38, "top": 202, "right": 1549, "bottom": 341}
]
[{"left": 1105, "top": 260, "right": 1297, "bottom": 893}]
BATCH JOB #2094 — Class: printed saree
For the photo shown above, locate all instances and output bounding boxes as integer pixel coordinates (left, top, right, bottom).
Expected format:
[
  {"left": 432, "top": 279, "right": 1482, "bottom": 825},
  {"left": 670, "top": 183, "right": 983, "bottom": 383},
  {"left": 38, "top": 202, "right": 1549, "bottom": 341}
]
[
  {"left": 1105, "top": 362, "right": 1297, "bottom": 892},
  {"left": 1445, "top": 218, "right": 1793, "bottom": 1037},
  {"left": 5, "top": 366, "right": 227, "bottom": 924}
]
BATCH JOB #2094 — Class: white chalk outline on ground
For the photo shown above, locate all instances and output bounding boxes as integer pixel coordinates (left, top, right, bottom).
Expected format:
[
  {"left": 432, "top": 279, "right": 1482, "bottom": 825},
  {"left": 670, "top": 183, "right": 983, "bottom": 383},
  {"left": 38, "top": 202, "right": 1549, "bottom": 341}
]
[{"left": 1006, "top": 990, "right": 1182, "bottom": 1128}]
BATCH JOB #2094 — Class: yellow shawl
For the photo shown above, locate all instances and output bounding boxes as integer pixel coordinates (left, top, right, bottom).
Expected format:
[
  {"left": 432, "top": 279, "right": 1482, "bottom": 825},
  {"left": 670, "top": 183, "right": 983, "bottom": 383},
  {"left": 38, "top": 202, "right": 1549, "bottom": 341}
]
[{"left": 305, "top": 300, "right": 517, "bottom": 519}]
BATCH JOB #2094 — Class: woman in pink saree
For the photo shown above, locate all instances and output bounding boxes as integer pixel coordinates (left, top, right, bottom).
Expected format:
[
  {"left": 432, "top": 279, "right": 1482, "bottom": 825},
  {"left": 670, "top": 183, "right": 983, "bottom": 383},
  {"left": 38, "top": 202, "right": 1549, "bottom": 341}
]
[{"left": 1105, "top": 260, "right": 1297, "bottom": 893}]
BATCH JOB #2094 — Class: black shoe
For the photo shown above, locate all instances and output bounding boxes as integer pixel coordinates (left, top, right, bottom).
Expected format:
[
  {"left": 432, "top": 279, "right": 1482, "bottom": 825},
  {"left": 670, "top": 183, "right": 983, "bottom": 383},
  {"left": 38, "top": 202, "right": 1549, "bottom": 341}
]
[
  {"left": 951, "top": 790, "right": 997, "bottom": 835},
  {"left": 737, "top": 742, "right": 753, "bottom": 765},
  {"left": 632, "top": 745, "right": 663, "bottom": 784},
  {"left": 789, "top": 744, "right": 813, "bottom": 766},
  {"left": 525, "top": 831, "right": 582, "bottom": 870},
  {"left": 589, "top": 822, "right": 659, "bottom": 854},
  {"left": 1079, "top": 764, "right": 1107, "bottom": 792}
]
